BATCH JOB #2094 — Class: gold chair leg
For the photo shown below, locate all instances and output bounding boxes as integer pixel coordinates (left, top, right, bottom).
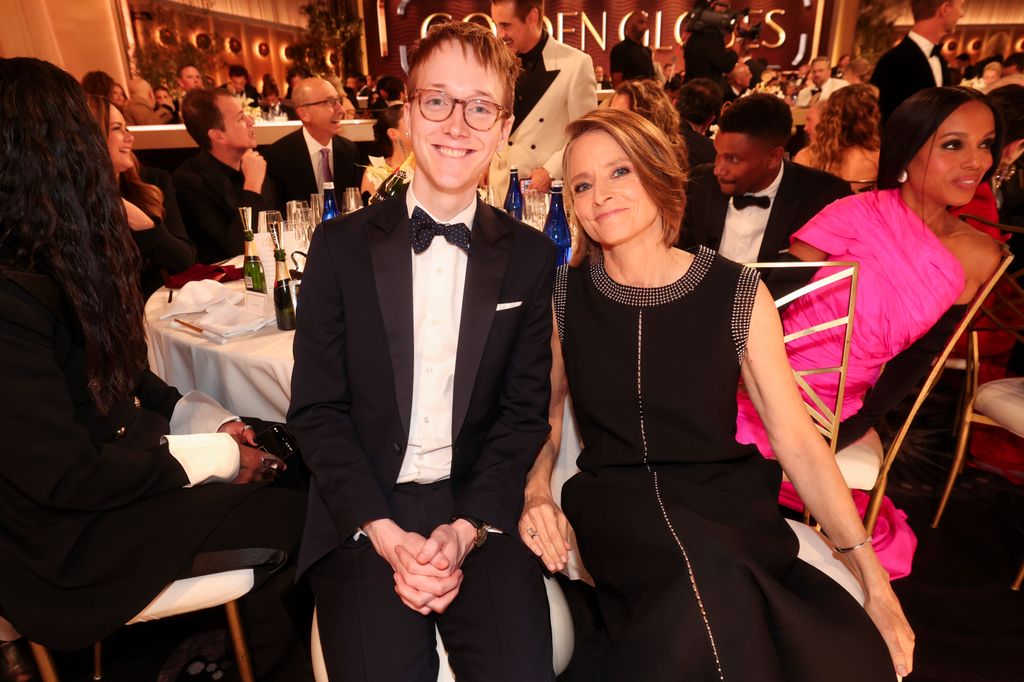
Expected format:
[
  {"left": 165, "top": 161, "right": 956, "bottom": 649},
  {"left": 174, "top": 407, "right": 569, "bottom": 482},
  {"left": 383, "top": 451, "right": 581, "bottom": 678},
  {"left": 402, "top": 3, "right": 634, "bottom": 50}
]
[
  {"left": 224, "top": 601, "right": 254, "bottom": 682},
  {"left": 29, "top": 642, "right": 59, "bottom": 682},
  {"left": 933, "top": 413, "right": 974, "bottom": 528},
  {"left": 1013, "top": 559, "right": 1024, "bottom": 591},
  {"left": 92, "top": 641, "right": 102, "bottom": 680},
  {"left": 863, "top": 472, "right": 887, "bottom": 536}
]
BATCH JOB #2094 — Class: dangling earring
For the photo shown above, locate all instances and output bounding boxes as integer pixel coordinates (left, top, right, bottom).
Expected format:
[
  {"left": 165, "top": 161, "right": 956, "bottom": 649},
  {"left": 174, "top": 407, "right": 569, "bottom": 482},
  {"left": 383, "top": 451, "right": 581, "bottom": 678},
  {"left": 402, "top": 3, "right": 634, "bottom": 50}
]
[
  {"left": 397, "top": 137, "right": 406, "bottom": 155},
  {"left": 897, "top": 170, "right": 908, "bottom": 183}
]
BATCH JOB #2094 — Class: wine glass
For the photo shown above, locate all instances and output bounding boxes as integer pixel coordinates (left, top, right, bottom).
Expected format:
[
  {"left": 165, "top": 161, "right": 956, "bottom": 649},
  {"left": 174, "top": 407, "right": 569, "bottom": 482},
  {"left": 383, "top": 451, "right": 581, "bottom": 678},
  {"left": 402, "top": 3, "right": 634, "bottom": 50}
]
[
  {"left": 309, "top": 193, "right": 323, "bottom": 226},
  {"left": 342, "top": 187, "right": 362, "bottom": 214}
]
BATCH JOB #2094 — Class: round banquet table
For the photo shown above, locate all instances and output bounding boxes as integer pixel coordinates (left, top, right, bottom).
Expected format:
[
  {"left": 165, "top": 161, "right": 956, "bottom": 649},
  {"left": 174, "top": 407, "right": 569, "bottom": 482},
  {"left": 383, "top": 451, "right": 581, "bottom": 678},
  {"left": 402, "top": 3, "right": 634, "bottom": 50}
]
[{"left": 145, "top": 275, "right": 295, "bottom": 422}]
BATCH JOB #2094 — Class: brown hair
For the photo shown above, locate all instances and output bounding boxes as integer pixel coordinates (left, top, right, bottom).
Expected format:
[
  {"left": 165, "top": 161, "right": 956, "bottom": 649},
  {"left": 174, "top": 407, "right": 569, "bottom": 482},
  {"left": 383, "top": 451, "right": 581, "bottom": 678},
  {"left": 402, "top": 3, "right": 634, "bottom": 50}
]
[
  {"left": 563, "top": 108, "right": 686, "bottom": 267},
  {"left": 492, "top": 0, "right": 544, "bottom": 22},
  {"left": 614, "top": 79, "right": 688, "bottom": 170},
  {"left": 805, "top": 84, "right": 880, "bottom": 176},
  {"left": 85, "top": 95, "right": 165, "bottom": 220},
  {"left": 910, "top": 0, "right": 946, "bottom": 22},
  {"left": 180, "top": 88, "right": 230, "bottom": 150},
  {"left": 407, "top": 20, "right": 522, "bottom": 111}
]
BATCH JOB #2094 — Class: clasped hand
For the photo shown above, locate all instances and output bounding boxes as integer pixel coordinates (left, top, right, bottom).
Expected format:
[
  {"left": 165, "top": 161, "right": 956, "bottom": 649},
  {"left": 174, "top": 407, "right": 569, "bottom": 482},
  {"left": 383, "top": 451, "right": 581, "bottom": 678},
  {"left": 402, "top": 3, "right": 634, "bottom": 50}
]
[
  {"left": 364, "top": 518, "right": 474, "bottom": 615},
  {"left": 217, "top": 421, "right": 286, "bottom": 484}
]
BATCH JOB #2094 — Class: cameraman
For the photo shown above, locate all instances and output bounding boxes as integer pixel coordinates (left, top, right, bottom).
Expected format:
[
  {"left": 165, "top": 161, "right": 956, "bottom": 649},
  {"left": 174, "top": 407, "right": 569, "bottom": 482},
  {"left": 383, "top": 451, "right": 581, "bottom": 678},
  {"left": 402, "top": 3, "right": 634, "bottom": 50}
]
[{"left": 684, "top": 24, "right": 739, "bottom": 84}]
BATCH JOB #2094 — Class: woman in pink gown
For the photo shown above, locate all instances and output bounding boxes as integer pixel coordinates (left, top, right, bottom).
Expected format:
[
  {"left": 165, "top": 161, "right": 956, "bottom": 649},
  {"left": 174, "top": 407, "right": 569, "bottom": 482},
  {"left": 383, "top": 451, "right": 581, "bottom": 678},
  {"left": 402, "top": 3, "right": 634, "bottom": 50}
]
[{"left": 737, "top": 86, "right": 1005, "bottom": 457}]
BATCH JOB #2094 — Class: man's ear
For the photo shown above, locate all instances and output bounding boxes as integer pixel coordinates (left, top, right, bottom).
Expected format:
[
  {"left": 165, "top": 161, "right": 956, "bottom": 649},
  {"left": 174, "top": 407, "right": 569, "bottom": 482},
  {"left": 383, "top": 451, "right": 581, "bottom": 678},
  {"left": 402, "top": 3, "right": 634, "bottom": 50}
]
[
  {"left": 207, "top": 128, "right": 224, "bottom": 146},
  {"left": 768, "top": 145, "right": 786, "bottom": 168}
]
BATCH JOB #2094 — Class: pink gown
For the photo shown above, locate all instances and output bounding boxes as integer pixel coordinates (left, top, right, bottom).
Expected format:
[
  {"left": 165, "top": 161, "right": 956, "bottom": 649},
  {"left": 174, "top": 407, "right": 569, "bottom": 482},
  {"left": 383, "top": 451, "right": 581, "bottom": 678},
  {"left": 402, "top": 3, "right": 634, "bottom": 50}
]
[{"left": 736, "top": 189, "right": 965, "bottom": 456}]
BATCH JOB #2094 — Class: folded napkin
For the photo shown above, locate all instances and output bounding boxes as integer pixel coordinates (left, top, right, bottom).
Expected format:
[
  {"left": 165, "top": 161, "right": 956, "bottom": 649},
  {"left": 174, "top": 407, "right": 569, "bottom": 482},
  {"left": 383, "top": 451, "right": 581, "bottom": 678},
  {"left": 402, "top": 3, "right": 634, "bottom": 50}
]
[
  {"left": 170, "top": 302, "right": 269, "bottom": 344},
  {"left": 160, "top": 280, "right": 244, "bottom": 319},
  {"left": 164, "top": 263, "right": 242, "bottom": 290}
]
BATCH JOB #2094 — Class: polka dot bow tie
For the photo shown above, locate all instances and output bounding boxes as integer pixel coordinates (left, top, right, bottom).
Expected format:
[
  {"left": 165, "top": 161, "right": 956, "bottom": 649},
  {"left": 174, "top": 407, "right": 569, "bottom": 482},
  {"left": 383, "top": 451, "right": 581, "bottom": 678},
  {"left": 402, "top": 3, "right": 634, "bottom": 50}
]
[{"left": 409, "top": 206, "right": 472, "bottom": 255}]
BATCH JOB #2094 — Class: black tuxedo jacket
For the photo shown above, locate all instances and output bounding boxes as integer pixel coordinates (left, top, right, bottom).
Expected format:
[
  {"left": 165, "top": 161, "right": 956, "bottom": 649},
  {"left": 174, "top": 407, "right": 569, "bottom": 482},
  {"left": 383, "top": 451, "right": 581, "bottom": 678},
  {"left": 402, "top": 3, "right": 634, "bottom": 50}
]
[
  {"left": 172, "top": 151, "right": 277, "bottom": 264},
  {"left": 679, "top": 161, "right": 851, "bottom": 261},
  {"left": 288, "top": 191, "right": 556, "bottom": 575},
  {"left": 681, "top": 125, "right": 716, "bottom": 168},
  {"left": 871, "top": 35, "right": 950, "bottom": 122},
  {"left": 263, "top": 128, "right": 363, "bottom": 211}
]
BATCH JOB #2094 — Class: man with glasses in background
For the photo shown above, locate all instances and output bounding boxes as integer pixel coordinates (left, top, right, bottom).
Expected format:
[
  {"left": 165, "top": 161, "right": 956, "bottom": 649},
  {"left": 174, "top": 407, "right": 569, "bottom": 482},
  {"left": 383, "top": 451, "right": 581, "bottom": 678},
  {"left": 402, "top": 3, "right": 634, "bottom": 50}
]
[{"left": 264, "top": 77, "right": 363, "bottom": 211}]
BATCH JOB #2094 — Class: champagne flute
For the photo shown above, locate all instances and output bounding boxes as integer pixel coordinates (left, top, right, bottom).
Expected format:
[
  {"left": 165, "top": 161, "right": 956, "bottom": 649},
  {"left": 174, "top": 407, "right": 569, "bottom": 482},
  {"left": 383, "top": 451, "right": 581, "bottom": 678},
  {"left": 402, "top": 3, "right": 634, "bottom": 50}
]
[{"left": 342, "top": 187, "right": 362, "bottom": 214}]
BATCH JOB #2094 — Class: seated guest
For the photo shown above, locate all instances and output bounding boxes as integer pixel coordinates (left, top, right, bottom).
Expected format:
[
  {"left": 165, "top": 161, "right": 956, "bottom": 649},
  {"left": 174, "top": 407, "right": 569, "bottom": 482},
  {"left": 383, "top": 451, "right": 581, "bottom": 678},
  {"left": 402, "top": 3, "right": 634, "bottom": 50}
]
[
  {"left": 795, "top": 56, "right": 849, "bottom": 107},
  {"left": 0, "top": 57, "right": 310, "bottom": 682},
  {"left": 793, "top": 84, "right": 881, "bottom": 192},
  {"left": 260, "top": 82, "right": 298, "bottom": 121},
  {"left": 154, "top": 85, "right": 179, "bottom": 123},
  {"left": 722, "top": 61, "right": 752, "bottom": 103},
  {"left": 123, "top": 77, "right": 173, "bottom": 126},
  {"left": 593, "top": 64, "right": 612, "bottom": 89},
  {"left": 360, "top": 103, "right": 410, "bottom": 196},
  {"left": 610, "top": 79, "right": 687, "bottom": 168},
  {"left": 174, "top": 88, "right": 276, "bottom": 263},
  {"left": 263, "top": 77, "right": 362, "bottom": 210},
  {"left": 86, "top": 95, "right": 196, "bottom": 297},
  {"left": 679, "top": 93, "right": 851, "bottom": 262},
  {"left": 173, "top": 64, "right": 203, "bottom": 116},
  {"left": 371, "top": 75, "right": 406, "bottom": 108},
  {"left": 284, "top": 65, "right": 312, "bottom": 100},
  {"left": 843, "top": 57, "right": 873, "bottom": 85},
  {"left": 736, "top": 87, "right": 1004, "bottom": 458},
  {"left": 519, "top": 107, "right": 913, "bottom": 681},
  {"left": 222, "top": 64, "right": 259, "bottom": 108},
  {"left": 81, "top": 70, "right": 127, "bottom": 110},
  {"left": 675, "top": 78, "right": 722, "bottom": 166}
]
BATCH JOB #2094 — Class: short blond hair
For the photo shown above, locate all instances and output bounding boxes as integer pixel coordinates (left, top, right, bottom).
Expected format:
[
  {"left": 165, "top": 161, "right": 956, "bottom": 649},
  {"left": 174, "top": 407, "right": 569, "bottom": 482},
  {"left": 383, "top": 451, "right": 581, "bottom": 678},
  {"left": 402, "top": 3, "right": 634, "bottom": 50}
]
[{"left": 563, "top": 108, "right": 687, "bottom": 267}]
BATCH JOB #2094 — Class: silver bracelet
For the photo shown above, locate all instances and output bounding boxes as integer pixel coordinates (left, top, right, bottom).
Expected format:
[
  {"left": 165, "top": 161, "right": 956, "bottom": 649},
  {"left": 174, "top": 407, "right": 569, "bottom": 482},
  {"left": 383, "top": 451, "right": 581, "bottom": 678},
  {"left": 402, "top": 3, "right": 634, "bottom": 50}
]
[{"left": 833, "top": 536, "right": 873, "bottom": 554}]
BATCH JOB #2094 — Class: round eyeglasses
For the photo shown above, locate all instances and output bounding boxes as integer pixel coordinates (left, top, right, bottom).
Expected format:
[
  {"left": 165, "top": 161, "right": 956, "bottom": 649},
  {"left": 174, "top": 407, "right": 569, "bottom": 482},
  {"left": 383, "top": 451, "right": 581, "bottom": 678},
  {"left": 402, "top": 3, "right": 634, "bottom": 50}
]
[{"left": 411, "top": 89, "right": 507, "bottom": 131}]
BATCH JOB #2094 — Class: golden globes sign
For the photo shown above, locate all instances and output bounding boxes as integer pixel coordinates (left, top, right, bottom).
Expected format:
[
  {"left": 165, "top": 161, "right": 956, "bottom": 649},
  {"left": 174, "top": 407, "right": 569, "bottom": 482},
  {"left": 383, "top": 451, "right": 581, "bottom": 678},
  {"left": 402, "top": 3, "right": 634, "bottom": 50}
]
[{"left": 363, "top": 1, "right": 830, "bottom": 76}]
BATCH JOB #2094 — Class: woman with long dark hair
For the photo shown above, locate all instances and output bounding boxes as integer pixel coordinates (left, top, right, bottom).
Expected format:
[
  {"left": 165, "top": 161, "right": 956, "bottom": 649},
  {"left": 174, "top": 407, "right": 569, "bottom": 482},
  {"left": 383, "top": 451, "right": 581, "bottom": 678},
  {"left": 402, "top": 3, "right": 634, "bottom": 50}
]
[
  {"left": 0, "top": 58, "right": 310, "bottom": 680},
  {"left": 85, "top": 94, "right": 196, "bottom": 296}
]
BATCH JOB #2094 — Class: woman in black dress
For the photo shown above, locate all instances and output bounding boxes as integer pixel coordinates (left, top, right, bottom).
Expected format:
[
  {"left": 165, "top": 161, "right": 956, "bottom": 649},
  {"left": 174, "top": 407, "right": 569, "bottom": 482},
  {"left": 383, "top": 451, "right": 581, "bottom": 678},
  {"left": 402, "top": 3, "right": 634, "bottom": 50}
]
[
  {"left": 0, "top": 58, "right": 309, "bottom": 680},
  {"left": 519, "top": 108, "right": 913, "bottom": 681}
]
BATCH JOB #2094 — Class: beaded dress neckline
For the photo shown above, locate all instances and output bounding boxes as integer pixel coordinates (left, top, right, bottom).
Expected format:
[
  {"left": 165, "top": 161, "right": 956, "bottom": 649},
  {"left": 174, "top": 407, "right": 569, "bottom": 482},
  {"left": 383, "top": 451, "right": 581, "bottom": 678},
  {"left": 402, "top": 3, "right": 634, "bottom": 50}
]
[{"left": 587, "top": 245, "right": 715, "bottom": 308}]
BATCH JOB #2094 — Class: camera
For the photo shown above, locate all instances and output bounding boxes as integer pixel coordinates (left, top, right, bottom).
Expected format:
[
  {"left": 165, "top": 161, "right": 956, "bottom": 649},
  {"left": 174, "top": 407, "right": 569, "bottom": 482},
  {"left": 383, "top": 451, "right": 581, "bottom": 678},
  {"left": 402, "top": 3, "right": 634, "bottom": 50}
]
[{"left": 684, "top": 0, "right": 763, "bottom": 41}]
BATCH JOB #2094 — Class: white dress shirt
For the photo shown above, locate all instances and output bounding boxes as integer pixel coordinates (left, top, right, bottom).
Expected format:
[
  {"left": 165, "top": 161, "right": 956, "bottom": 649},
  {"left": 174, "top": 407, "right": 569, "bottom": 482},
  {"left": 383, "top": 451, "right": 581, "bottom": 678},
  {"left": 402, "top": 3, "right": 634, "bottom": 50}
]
[
  {"left": 396, "top": 187, "right": 475, "bottom": 484},
  {"left": 907, "top": 31, "right": 944, "bottom": 87},
  {"left": 302, "top": 127, "right": 334, "bottom": 193},
  {"left": 718, "top": 163, "right": 785, "bottom": 263},
  {"left": 795, "top": 77, "right": 849, "bottom": 107},
  {"left": 164, "top": 390, "right": 240, "bottom": 486}
]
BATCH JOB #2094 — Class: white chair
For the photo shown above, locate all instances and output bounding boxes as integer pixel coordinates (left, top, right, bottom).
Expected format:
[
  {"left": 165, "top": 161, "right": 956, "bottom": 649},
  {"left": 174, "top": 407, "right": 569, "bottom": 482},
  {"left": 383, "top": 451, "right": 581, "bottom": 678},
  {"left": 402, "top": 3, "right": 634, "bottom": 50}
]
[
  {"left": 310, "top": 574, "right": 574, "bottom": 682},
  {"left": 2, "top": 569, "right": 256, "bottom": 682}
]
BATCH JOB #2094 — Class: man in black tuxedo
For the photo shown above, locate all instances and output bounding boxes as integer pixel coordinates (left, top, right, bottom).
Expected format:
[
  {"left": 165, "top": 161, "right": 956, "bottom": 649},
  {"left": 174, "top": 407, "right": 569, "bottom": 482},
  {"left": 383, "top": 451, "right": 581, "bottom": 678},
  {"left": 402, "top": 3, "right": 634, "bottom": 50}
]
[
  {"left": 676, "top": 78, "right": 722, "bottom": 167},
  {"left": 288, "top": 21, "right": 556, "bottom": 682},
  {"left": 679, "top": 94, "right": 850, "bottom": 262},
  {"left": 871, "top": 0, "right": 963, "bottom": 121},
  {"left": 174, "top": 89, "right": 276, "bottom": 263},
  {"left": 263, "top": 77, "right": 362, "bottom": 211}
]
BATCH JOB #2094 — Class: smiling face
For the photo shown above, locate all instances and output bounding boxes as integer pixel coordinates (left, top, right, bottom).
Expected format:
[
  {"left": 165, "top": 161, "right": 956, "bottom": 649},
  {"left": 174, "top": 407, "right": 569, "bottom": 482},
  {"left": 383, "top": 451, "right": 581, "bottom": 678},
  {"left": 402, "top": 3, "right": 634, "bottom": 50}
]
[
  {"left": 106, "top": 105, "right": 134, "bottom": 175},
  {"left": 566, "top": 130, "right": 661, "bottom": 250},
  {"left": 904, "top": 100, "right": 995, "bottom": 209},
  {"left": 713, "top": 132, "right": 783, "bottom": 196},
  {"left": 491, "top": 1, "right": 541, "bottom": 54},
  {"left": 210, "top": 94, "right": 256, "bottom": 152},
  {"left": 295, "top": 78, "right": 345, "bottom": 141},
  {"left": 177, "top": 66, "right": 202, "bottom": 91},
  {"left": 406, "top": 40, "right": 512, "bottom": 210}
]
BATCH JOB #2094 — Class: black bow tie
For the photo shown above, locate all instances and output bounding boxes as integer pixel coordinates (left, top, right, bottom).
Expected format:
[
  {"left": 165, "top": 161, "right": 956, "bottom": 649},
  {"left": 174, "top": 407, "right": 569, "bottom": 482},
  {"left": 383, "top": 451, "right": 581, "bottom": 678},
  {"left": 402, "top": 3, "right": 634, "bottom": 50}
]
[
  {"left": 732, "top": 194, "right": 771, "bottom": 210},
  {"left": 930, "top": 44, "right": 942, "bottom": 58},
  {"left": 409, "top": 206, "right": 471, "bottom": 255},
  {"left": 811, "top": 87, "right": 822, "bottom": 95}
]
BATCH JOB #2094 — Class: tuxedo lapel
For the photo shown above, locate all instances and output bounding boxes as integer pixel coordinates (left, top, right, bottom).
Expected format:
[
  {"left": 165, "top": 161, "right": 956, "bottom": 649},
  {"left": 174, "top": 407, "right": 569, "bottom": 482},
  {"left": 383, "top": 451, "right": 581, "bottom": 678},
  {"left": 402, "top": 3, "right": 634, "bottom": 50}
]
[
  {"left": 759, "top": 163, "right": 799, "bottom": 260},
  {"left": 368, "top": 196, "right": 414, "bottom": 436},
  {"left": 452, "top": 202, "right": 511, "bottom": 439}
]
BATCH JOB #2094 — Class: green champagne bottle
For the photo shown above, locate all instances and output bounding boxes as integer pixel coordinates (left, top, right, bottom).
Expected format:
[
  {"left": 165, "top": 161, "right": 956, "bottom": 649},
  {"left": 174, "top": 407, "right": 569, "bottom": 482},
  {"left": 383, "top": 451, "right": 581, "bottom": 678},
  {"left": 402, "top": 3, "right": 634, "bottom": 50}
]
[
  {"left": 243, "top": 231, "right": 267, "bottom": 293},
  {"left": 272, "top": 248, "right": 296, "bottom": 331},
  {"left": 369, "top": 152, "right": 415, "bottom": 205}
]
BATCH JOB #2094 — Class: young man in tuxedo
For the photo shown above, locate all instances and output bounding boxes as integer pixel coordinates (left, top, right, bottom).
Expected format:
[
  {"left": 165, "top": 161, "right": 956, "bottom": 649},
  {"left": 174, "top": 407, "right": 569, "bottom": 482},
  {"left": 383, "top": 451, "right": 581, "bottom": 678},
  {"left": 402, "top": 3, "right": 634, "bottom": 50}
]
[
  {"left": 263, "top": 76, "right": 362, "bottom": 210},
  {"left": 871, "top": 0, "right": 963, "bottom": 121},
  {"left": 288, "top": 20, "right": 557, "bottom": 682},
  {"left": 679, "top": 94, "right": 850, "bottom": 263}
]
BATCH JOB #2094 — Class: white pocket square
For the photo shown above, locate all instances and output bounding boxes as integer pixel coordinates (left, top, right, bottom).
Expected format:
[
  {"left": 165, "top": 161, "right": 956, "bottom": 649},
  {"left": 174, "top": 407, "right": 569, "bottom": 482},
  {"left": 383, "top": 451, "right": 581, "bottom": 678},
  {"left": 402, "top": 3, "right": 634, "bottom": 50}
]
[{"left": 495, "top": 301, "right": 522, "bottom": 311}]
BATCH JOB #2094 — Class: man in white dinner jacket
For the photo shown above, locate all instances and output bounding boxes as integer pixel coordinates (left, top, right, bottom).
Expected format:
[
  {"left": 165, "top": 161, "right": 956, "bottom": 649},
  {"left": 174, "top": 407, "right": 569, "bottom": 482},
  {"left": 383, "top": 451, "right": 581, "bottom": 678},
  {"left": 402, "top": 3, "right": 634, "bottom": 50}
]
[{"left": 489, "top": 0, "right": 598, "bottom": 199}]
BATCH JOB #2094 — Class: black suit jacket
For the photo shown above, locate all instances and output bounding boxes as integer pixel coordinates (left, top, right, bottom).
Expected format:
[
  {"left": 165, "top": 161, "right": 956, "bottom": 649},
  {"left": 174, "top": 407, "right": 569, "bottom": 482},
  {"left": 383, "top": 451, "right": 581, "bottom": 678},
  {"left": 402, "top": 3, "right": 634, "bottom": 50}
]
[
  {"left": 871, "top": 35, "right": 950, "bottom": 122},
  {"left": 263, "top": 128, "right": 363, "bottom": 211},
  {"left": 288, "top": 190, "right": 556, "bottom": 575},
  {"left": 679, "top": 161, "right": 852, "bottom": 261},
  {"left": 681, "top": 124, "right": 716, "bottom": 168},
  {"left": 172, "top": 150, "right": 277, "bottom": 264}
]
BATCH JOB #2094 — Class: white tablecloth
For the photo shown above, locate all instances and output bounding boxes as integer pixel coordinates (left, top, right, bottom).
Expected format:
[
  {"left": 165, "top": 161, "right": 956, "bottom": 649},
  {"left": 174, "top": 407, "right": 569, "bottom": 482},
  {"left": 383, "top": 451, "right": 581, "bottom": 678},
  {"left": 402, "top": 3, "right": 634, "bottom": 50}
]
[{"left": 145, "top": 276, "right": 295, "bottom": 422}]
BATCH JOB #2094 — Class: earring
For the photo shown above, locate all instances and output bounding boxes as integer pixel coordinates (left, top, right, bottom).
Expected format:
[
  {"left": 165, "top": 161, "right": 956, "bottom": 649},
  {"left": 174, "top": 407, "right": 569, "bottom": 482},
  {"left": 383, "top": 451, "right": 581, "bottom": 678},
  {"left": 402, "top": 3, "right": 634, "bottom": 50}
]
[{"left": 897, "top": 170, "right": 908, "bottom": 183}]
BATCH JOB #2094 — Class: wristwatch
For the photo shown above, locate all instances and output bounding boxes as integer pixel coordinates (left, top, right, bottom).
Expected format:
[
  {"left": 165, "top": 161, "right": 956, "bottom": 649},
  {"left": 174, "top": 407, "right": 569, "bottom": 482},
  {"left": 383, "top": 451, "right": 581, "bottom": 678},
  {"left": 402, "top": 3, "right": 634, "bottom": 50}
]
[{"left": 452, "top": 515, "right": 489, "bottom": 548}]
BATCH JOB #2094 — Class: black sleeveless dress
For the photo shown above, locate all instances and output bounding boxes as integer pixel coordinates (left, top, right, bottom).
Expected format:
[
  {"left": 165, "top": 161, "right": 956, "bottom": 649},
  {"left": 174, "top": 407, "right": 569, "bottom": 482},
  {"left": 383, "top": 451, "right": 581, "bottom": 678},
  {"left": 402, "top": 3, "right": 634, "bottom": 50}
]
[{"left": 557, "top": 247, "right": 894, "bottom": 681}]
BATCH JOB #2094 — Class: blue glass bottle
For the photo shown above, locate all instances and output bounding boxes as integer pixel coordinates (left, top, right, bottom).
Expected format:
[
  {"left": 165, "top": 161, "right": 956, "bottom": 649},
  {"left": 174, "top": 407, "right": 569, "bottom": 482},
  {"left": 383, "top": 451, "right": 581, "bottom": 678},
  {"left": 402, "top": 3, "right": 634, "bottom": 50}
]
[
  {"left": 543, "top": 181, "right": 572, "bottom": 267},
  {"left": 322, "top": 181, "right": 340, "bottom": 221},
  {"left": 503, "top": 166, "right": 523, "bottom": 220}
]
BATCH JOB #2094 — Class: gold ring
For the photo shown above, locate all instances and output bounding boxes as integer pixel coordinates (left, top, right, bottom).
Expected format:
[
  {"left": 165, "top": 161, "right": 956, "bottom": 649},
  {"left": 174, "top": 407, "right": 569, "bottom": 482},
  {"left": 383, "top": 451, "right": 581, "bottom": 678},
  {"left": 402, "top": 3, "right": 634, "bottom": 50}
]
[{"left": 527, "top": 527, "right": 538, "bottom": 539}]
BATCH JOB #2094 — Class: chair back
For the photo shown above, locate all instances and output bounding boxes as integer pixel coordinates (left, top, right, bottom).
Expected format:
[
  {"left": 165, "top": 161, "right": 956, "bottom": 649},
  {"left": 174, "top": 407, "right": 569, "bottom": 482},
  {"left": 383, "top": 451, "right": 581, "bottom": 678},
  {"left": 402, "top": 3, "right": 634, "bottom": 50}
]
[{"left": 745, "top": 261, "right": 859, "bottom": 453}]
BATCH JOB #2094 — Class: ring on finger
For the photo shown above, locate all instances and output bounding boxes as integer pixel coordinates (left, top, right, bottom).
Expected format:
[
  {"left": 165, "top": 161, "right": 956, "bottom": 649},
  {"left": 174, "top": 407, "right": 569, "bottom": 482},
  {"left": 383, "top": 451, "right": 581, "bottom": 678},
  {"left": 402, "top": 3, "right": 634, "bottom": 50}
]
[{"left": 527, "top": 527, "right": 539, "bottom": 539}]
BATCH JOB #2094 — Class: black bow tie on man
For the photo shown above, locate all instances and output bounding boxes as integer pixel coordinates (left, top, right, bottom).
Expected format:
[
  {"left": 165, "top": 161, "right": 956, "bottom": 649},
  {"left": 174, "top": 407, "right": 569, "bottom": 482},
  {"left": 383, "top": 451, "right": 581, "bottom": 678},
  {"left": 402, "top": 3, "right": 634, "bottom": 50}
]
[
  {"left": 930, "top": 44, "right": 942, "bottom": 58},
  {"left": 732, "top": 194, "right": 772, "bottom": 210},
  {"left": 409, "top": 206, "right": 472, "bottom": 255}
]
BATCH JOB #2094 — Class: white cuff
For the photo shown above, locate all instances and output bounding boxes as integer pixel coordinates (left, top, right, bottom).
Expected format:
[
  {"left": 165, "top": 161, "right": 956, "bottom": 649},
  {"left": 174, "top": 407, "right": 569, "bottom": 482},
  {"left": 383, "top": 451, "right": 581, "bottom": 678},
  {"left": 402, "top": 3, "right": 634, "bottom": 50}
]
[
  {"left": 164, "top": 433, "right": 240, "bottom": 487},
  {"left": 169, "top": 390, "right": 239, "bottom": 435}
]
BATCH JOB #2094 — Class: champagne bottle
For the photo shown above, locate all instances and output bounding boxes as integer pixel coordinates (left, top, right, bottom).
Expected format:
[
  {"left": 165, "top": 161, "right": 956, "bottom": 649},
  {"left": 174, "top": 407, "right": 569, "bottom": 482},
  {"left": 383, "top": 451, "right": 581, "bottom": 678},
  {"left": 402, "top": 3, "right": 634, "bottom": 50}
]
[
  {"left": 322, "top": 182, "right": 340, "bottom": 221},
  {"left": 503, "top": 166, "right": 523, "bottom": 220},
  {"left": 272, "top": 249, "right": 296, "bottom": 331},
  {"left": 543, "top": 181, "right": 572, "bottom": 267},
  {"left": 238, "top": 206, "right": 267, "bottom": 293},
  {"left": 369, "top": 152, "right": 415, "bottom": 205}
]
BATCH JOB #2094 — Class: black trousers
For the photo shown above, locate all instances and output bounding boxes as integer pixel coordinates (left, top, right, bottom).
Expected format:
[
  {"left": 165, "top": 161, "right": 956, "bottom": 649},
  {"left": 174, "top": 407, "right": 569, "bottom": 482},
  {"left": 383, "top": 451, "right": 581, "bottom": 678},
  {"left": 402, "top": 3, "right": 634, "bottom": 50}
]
[{"left": 309, "top": 481, "right": 554, "bottom": 682}]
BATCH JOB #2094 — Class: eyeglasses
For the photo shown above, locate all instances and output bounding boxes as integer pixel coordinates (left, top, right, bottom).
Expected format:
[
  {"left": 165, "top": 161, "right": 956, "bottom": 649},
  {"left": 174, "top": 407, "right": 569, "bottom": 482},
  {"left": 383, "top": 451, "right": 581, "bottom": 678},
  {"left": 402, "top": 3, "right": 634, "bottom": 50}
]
[
  {"left": 411, "top": 89, "right": 506, "bottom": 131},
  {"left": 298, "top": 96, "right": 345, "bottom": 109}
]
